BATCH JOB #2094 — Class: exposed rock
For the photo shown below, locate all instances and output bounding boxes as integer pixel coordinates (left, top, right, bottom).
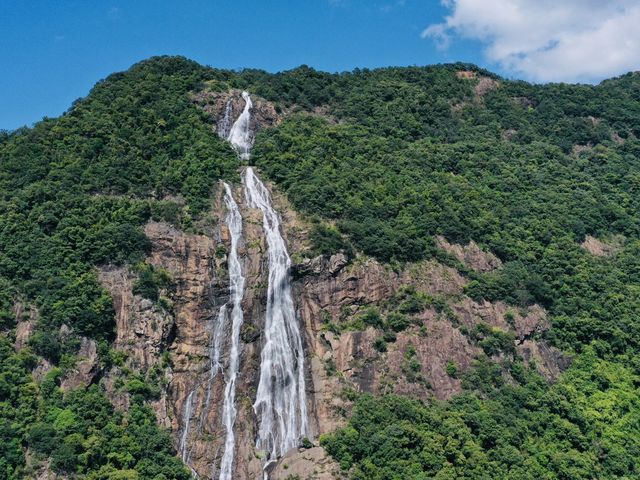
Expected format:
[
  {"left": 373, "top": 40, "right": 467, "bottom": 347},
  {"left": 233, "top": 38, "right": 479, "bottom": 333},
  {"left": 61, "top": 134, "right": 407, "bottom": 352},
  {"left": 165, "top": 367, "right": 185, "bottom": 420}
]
[
  {"left": 98, "top": 264, "right": 175, "bottom": 371},
  {"left": 97, "top": 186, "right": 271, "bottom": 479},
  {"left": 502, "top": 128, "right": 518, "bottom": 141},
  {"left": 474, "top": 77, "right": 499, "bottom": 97},
  {"left": 451, "top": 101, "right": 468, "bottom": 114},
  {"left": 13, "top": 302, "right": 37, "bottom": 350},
  {"left": 435, "top": 235, "right": 502, "bottom": 272},
  {"left": 296, "top": 248, "right": 565, "bottom": 435},
  {"left": 452, "top": 298, "right": 548, "bottom": 341},
  {"left": 32, "top": 359, "right": 53, "bottom": 383},
  {"left": 519, "top": 340, "right": 571, "bottom": 380},
  {"left": 271, "top": 446, "right": 345, "bottom": 480},
  {"left": 457, "top": 70, "right": 477, "bottom": 80},
  {"left": 611, "top": 131, "right": 626, "bottom": 145},
  {"left": 457, "top": 71, "right": 499, "bottom": 98},
  {"left": 572, "top": 143, "right": 593, "bottom": 156},
  {"left": 293, "top": 253, "right": 348, "bottom": 278},
  {"left": 61, "top": 337, "right": 99, "bottom": 391},
  {"left": 580, "top": 234, "right": 624, "bottom": 257},
  {"left": 512, "top": 96, "right": 535, "bottom": 109},
  {"left": 586, "top": 115, "right": 601, "bottom": 126},
  {"left": 390, "top": 318, "right": 475, "bottom": 400},
  {"left": 94, "top": 172, "right": 568, "bottom": 479}
]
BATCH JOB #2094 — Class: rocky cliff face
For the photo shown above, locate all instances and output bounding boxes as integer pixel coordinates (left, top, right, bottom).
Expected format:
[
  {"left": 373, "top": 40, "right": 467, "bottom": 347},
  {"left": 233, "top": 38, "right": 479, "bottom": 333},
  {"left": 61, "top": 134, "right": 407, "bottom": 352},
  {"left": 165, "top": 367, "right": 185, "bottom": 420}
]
[
  {"left": 95, "top": 183, "right": 305, "bottom": 479},
  {"left": 291, "top": 253, "right": 564, "bottom": 440},
  {"left": 89, "top": 91, "right": 569, "bottom": 479},
  {"left": 91, "top": 177, "right": 567, "bottom": 479}
]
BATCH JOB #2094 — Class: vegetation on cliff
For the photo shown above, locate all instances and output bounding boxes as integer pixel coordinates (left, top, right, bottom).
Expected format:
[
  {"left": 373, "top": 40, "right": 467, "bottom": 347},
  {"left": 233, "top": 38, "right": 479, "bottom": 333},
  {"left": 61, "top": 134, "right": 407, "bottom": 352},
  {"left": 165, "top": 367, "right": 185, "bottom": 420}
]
[{"left": 1, "top": 56, "right": 640, "bottom": 478}]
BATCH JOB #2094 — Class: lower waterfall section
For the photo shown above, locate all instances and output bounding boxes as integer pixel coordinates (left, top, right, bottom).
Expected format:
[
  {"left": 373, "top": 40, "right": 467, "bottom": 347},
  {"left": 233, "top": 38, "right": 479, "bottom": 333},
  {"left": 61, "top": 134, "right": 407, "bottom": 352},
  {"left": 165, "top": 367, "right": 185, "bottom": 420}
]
[
  {"left": 244, "top": 167, "right": 309, "bottom": 470},
  {"left": 179, "top": 390, "right": 196, "bottom": 464},
  {"left": 204, "top": 305, "right": 226, "bottom": 414},
  {"left": 217, "top": 183, "right": 246, "bottom": 480}
]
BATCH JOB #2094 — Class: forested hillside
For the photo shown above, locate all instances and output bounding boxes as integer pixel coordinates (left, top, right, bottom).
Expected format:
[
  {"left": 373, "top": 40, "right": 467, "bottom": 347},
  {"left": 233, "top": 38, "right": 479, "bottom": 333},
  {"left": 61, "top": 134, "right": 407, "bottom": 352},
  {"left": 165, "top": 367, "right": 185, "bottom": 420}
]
[{"left": 1, "top": 56, "right": 640, "bottom": 479}]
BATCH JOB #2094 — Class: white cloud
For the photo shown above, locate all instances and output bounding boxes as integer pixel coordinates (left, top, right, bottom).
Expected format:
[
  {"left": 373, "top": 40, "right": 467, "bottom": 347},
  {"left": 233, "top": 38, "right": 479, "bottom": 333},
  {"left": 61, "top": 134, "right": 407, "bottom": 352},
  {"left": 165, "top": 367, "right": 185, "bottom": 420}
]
[{"left": 423, "top": 0, "right": 640, "bottom": 83}]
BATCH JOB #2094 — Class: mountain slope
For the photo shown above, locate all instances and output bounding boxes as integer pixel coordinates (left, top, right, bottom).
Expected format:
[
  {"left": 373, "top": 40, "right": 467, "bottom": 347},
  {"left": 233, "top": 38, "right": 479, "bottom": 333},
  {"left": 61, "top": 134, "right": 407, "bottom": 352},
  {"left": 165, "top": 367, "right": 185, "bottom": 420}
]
[{"left": 1, "top": 56, "right": 639, "bottom": 479}]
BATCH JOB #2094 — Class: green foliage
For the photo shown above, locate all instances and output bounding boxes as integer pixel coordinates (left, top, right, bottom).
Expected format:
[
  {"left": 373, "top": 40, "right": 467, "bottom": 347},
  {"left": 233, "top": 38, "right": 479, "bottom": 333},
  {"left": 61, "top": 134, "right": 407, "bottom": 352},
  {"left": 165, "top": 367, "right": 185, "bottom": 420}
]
[
  {"left": 0, "top": 345, "right": 190, "bottom": 480},
  {"left": 250, "top": 67, "right": 640, "bottom": 360},
  {"left": 445, "top": 360, "right": 458, "bottom": 378},
  {"left": 132, "top": 263, "right": 172, "bottom": 302},
  {"left": 469, "top": 324, "right": 517, "bottom": 357},
  {"left": 322, "top": 350, "right": 640, "bottom": 479},
  {"left": 373, "top": 338, "right": 387, "bottom": 353},
  {"left": 308, "top": 222, "right": 354, "bottom": 258},
  {"left": 0, "top": 57, "right": 240, "bottom": 478},
  {"left": 385, "top": 312, "right": 411, "bottom": 333},
  {"left": 360, "top": 307, "right": 383, "bottom": 329},
  {"left": 0, "top": 56, "right": 238, "bottom": 363},
  {"left": 4, "top": 57, "right": 640, "bottom": 478}
]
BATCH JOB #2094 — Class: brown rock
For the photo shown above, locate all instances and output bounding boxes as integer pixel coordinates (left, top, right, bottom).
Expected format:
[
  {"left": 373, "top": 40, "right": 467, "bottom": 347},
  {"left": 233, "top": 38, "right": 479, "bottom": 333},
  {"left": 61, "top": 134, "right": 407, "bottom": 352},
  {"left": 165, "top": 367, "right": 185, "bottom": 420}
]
[
  {"left": 457, "top": 70, "right": 477, "bottom": 79},
  {"left": 435, "top": 235, "right": 502, "bottom": 272},
  {"left": 61, "top": 337, "right": 98, "bottom": 391},
  {"left": 474, "top": 77, "right": 499, "bottom": 97},
  {"left": 13, "top": 302, "right": 37, "bottom": 351},
  {"left": 271, "top": 446, "right": 345, "bottom": 480},
  {"left": 580, "top": 234, "right": 624, "bottom": 257}
]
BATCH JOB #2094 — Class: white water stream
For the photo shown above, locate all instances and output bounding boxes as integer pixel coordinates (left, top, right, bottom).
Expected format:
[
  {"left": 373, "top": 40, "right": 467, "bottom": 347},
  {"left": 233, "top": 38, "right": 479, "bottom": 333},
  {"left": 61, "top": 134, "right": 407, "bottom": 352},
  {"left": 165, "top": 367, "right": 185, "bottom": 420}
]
[
  {"left": 217, "top": 183, "right": 246, "bottom": 480},
  {"left": 217, "top": 99, "right": 233, "bottom": 139},
  {"left": 244, "top": 166, "right": 309, "bottom": 470},
  {"left": 226, "top": 91, "right": 253, "bottom": 160},
  {"left": 180, "top": 390, "right": 196, "bottom": 464},
  {"left": 203, "top": 91, "right": 308, "bottom": 479}
]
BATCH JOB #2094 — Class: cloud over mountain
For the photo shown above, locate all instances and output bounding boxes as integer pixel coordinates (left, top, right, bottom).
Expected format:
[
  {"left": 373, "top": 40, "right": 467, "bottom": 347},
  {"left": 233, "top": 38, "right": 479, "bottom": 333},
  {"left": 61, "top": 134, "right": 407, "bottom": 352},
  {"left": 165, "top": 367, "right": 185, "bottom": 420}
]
[{"left": 423, "top": 0, "right": 640, "bottom": 83}]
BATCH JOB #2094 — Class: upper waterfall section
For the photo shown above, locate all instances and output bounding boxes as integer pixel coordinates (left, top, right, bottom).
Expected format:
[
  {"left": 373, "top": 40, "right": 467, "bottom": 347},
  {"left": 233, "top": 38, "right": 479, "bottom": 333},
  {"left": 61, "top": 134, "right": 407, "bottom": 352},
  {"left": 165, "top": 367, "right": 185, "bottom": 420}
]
[{"left": 226, "top": 91, "right": 253, "bottom": 160}]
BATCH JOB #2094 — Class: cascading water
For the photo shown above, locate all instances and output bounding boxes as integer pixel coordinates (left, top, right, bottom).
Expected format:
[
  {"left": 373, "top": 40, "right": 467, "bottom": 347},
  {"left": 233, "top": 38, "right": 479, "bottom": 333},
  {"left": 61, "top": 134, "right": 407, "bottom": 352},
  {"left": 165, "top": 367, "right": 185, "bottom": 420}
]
[
  {"left": 217, "top": 183, "right": 246, "bottom": 480},
  {"left": 226, "top": 91, "right": 253, "bottom": 160},
  {"left": 210, "top": 91, "right": 308, "bottom": 478},
  {"left": 244, "top": 166, "right": 309, "bottom": 471},
  {"left": 203, "top": 305, "right": 227, "bottom": 413},
  {"left": 180, "top": 390, "right": 196, "bottom": 464},
  {"left": 217, "top": 99, "right": 233, "bottom": 139}
]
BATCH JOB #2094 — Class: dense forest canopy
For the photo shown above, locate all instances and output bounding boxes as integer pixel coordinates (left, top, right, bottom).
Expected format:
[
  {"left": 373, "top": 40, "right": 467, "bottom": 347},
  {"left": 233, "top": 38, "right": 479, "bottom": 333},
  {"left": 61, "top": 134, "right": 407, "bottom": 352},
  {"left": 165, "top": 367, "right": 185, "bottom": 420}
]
[{"left": 1, "top": 56, "right": 640, "bottom": 478}]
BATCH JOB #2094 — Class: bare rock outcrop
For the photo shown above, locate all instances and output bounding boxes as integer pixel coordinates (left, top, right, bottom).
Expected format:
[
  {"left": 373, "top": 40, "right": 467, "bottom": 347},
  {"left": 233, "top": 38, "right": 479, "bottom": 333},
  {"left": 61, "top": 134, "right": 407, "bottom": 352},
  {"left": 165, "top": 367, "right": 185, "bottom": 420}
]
[
  {"left": 580, "top": 234, "right": 624, "bottom": 257},
  {"left": 13, "top": 302, "right": 37, "bottom": 351},
  {"left": 97, "top": 187, "right": 270, "bottom": 479},
  {"left": 295, "top": 250, "right": 565, "bottom": 437},
  {"left": 475, "top": 76, "right": 499, "bottom": 97},
  {"left": 436, "top": 235, "right": 502, "bottom": 272},
  {"left": 60, "top": 337, "right": 98, "bottom": 391},
  {"left": 93, "top": 173, "right": 568, "bottom": 479},
  {"left": 271, "top": 446, "right": 345, "bottom": 480}
]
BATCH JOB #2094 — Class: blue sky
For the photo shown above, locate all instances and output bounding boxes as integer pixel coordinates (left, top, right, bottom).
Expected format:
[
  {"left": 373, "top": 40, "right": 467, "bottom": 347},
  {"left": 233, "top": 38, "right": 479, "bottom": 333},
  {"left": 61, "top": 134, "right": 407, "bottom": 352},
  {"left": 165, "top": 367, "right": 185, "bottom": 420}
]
[{"left": 2, "top": 0, "right": 639, "bottom": 130}]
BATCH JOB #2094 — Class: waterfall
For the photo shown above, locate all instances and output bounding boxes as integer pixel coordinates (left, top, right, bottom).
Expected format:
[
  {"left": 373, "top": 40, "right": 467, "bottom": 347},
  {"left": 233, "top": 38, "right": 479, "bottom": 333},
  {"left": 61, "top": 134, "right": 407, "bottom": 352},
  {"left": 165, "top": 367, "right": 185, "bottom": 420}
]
[
  {"left": 211, "top": 91, "right": 308, "bottom": 478},
  {"left": 226, "top": 91, "right": 253, "bottom": 160},
  {"left": 217, "top": 99, "right": 233, "bottom": 139},
  {"left": 217, "top": 183, "right": 246, "bottom": 480},
  {"left": 180, "top": 390, "right": 196, "bottom": 464},
  {"left": 244, "top": 166, "right": 309, "bottom": 469},
  {"left": 204, "top": 305, "right": 227, "bottom": 413}
]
